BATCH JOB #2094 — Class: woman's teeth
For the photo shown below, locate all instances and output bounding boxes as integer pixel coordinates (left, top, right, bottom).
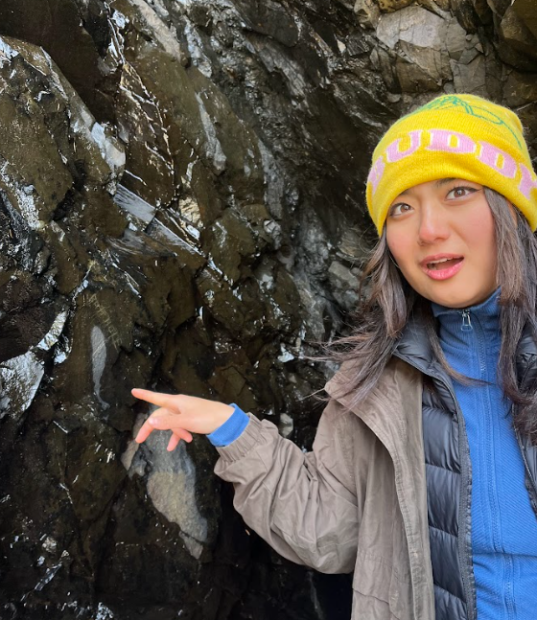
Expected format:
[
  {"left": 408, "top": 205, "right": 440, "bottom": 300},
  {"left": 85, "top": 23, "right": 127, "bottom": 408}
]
[{"left": 427, "top": 258, "right": 461, "bottom": 270}]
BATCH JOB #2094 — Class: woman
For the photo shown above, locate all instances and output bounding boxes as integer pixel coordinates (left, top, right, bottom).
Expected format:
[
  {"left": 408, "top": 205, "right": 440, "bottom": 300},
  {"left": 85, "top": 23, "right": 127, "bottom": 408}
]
[{"left": 132, "top": 94, "right": 537, "bottom": 620}]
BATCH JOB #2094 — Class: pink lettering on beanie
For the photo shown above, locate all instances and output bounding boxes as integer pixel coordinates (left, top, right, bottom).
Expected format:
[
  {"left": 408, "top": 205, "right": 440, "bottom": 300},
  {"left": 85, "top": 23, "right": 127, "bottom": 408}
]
[
  {"left": 427, "top": 130, "right": 475, "bottom": 154},
  {"left": 519, "top": 164, "right": 537, "bottom": 199},
  {"left": 478, "top": 142, "right": 517, "bottom": 178},
  {"left": 368, "top": 156, "right": 385, "bottom": 194},
  {"left": 385, "top": 130, "right": 422, "bottom": 163}
]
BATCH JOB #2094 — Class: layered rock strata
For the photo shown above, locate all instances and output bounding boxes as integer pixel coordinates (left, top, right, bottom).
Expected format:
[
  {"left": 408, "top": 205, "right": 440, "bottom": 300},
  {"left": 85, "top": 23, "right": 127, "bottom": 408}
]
[{"left": 0, "top": 0, "right": 535, "bottom": 618}]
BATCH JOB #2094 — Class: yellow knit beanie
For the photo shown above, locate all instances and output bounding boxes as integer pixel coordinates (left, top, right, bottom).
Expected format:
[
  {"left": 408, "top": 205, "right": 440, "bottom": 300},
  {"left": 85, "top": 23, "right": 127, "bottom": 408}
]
[{"left": 366, "top": 94, "right": 537, "bottom": 234}]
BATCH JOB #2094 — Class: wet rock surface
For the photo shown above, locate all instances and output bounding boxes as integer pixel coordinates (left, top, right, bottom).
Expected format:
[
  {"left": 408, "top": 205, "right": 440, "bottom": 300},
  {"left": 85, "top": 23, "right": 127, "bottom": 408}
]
[{"left": 0, "top": 0, "right": 535, "bottom": 618}]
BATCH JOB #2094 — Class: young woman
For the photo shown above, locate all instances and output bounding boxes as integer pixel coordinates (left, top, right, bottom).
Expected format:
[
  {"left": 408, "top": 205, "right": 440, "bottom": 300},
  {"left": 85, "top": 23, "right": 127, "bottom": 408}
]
[{"left": 132, "top": 94, "right": 537, "bottom": 620}]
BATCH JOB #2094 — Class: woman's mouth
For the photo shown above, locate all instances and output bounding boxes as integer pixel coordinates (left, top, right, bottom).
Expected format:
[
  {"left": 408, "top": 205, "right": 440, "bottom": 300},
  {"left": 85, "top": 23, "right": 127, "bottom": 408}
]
[{"left": 421, "top": 256, "right": 464, "bottom": 280}]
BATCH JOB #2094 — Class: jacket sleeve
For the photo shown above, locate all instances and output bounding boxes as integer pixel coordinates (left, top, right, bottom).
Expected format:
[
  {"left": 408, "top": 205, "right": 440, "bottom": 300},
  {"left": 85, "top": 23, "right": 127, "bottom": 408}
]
[{"left": 214, "top": 399, "right": 364, "bottom": 574}]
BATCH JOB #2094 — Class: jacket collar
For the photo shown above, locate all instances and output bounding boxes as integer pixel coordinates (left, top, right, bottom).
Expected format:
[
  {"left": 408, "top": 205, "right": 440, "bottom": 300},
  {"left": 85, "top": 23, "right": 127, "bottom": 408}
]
[
  {"left": 394, "top": 305, "right": 537, "bottom": 386},
  {"left": 393, "top": 313, "right": 437, "bottom": 377},
  {"left": 432, "top": 289, "right": 501, "bottom": 350}
]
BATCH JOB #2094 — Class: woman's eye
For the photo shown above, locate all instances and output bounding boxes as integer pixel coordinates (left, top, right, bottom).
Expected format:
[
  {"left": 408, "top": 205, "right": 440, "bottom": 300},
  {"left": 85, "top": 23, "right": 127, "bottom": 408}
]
[
  {"left": 446, "top": 186, "right": 477, "bottom": 199},
  {"left": 389, "top": 203, "right": 412, "bottom": 217}
]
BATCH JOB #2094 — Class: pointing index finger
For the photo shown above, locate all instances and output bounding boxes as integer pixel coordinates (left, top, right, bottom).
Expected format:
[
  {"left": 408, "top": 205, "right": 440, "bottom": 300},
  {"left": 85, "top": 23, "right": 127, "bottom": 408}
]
[{"left": 131, "top": 388, "right": 180, "bottom": 410}]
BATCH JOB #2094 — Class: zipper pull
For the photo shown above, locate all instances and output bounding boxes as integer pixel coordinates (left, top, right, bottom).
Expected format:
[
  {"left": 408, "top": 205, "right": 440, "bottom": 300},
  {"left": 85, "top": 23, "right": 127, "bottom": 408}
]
[{"left": 461, "top": 309, "right": 472, "bottom": 332}]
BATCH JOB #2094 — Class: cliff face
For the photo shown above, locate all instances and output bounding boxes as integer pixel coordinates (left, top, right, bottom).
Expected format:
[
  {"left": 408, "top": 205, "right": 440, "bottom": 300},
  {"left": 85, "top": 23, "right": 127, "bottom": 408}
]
[{"left": 0, "top": 1, "right": 535, "bottom": 618}]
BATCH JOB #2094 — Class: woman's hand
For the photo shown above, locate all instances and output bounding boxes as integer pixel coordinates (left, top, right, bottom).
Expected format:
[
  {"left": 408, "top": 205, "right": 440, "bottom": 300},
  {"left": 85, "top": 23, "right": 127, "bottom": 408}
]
[{"left": 132, "top": 389, "right": 235, "bottom": 451}]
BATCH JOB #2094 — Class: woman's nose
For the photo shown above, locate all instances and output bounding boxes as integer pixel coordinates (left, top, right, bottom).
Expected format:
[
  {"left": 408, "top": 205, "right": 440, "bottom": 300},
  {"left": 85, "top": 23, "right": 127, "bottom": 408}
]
[{"left": 417, "top": 205, "right": 450, "bottom": 245}]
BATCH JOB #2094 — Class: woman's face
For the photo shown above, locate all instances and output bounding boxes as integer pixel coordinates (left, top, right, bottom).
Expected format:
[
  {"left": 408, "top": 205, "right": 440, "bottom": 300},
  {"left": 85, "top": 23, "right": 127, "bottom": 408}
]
[{"left": 385, "top": 178, "right": 498, "bottom": 309}]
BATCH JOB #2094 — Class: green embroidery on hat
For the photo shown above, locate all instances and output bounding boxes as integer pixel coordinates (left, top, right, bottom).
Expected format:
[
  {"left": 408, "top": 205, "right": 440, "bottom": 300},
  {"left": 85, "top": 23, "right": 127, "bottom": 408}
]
[{"left": 408, "top": 95, "right": 523, "bottom": 148}]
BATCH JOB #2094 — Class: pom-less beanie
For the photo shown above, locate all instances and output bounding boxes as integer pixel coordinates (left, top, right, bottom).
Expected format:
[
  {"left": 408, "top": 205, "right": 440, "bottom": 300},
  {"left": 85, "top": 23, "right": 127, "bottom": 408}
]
[{"left": 366, "top": 94, "right": 537, "bottom": 234}]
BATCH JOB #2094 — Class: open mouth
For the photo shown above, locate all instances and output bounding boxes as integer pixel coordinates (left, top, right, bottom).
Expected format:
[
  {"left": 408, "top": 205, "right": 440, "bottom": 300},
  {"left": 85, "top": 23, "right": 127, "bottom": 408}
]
[{"left": 426, "top": 257, "right": 463, "bottom": 271}]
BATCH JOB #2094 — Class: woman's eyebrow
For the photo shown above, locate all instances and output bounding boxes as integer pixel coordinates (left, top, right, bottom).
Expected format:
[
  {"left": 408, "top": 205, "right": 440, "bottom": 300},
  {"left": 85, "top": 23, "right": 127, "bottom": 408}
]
[
  {"left": 397, "top": 177, "right": 457, "bottom": 198},
  {"left": 435, "top": 178, "right": 457, "bottom": 186}
]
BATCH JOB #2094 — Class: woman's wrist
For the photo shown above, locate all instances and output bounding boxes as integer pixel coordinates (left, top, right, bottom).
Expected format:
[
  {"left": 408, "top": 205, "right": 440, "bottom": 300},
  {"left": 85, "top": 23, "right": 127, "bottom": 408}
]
[
  {"left": 207, "top": 404, "right": 249, "bottom": 447},
  {"left": 210, "top": 401, "right": 235, "bottom": 430}
]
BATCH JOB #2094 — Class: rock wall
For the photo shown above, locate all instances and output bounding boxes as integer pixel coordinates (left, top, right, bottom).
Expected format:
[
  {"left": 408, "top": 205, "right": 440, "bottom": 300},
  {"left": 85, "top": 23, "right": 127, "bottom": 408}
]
[{"left": 0, "top": 1, "right": 535, "bottom": 618}]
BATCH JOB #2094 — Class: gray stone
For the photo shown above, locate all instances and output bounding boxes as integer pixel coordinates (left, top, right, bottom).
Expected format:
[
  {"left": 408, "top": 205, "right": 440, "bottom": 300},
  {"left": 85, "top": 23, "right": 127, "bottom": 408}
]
[
  {"left": 375, "top": 47, "right": 401, "bottom": 92},
  {"left": 503, "top": 70, "right": 537, "bottom": 107},
  {"left": 414, "top": 0, "right": 451, "bottom": 15},
  {"left": 328, "top": 261, "right": 361, "bottom": 312},
  {"left": 458, "top": 46, "right": 481, "bottom": 64},
  {"left": 513, "top": 0, "right": 537, "bottom": 40},
  {"left": 446, "top": 18, "right": 468, "bottom": 60},
  {"left": 278, "top": 412, "right": 295, "bottom": 438},
  {"left": 129, "top": 433, "right": 213, "bottom": 559},
  {"left": 500, "top": 5, "right": 537, "bottom": 60},
  {"left": 354, "top": 0, "right": 381, "bottom": 28},
  {"left": 376, "top": 6, "right": 467, "bottom": 90},
  {"left": 234, "top": 0, "right": 300, "bottom": 48},
  {"left": 451, "top": 54, "right": 488, "bottom": 96},
  {"left": 487, "top": 0, "right": 511, "bottom": 16},
  {"left": 399, "top": 40, "right": 452, "bottom": 85},
  {"left": 376, "top": 0, "right": 414, "bottom": 13},
  {"left": 377, "top": 6, "right": 449, "bottom": 50},
  {"left": 450, "top": 0, "right": 486, "bottom": 31}
]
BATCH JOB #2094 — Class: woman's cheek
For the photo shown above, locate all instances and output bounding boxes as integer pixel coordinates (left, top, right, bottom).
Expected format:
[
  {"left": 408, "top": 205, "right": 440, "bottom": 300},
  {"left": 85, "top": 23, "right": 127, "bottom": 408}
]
[{"left": 386, "top": 230, "right": 411, "bottom": 268}]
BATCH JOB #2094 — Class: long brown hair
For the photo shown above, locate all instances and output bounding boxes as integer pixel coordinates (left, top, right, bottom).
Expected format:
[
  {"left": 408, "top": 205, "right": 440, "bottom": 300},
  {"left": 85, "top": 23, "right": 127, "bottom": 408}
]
[{"left": 328, "top": 188, "right": 537, "bottom": 442}]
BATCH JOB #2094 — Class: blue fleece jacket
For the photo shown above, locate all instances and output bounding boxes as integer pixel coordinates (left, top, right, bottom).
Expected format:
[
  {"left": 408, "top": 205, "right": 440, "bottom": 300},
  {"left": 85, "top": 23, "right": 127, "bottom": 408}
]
[
  {"left": 433, "top": 291, "right": 537, "bottom": 619},
  {"left": 206, "top": 403, "right": 249, "bottom": 447}
]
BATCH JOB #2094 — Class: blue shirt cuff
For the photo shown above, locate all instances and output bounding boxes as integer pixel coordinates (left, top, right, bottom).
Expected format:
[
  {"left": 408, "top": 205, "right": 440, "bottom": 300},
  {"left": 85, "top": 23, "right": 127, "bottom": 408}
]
[{"left": 206, "top": 403, "right": 249, "bottom": 447}]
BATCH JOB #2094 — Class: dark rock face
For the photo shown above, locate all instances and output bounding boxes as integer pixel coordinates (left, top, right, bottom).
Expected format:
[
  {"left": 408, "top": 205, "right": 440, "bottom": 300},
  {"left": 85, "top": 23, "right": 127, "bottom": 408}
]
[{"left": 0, "top": 1, "right": 535, "bottom": 618}]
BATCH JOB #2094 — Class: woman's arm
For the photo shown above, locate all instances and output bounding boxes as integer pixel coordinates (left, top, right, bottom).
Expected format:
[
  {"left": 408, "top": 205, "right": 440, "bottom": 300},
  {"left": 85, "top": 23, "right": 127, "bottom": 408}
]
[
  {"left": 132, "top": 390, "right": 361, "bottom": 574},
  {"left": 214, "top": 399, "right": 360, "bottom": 573}
]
